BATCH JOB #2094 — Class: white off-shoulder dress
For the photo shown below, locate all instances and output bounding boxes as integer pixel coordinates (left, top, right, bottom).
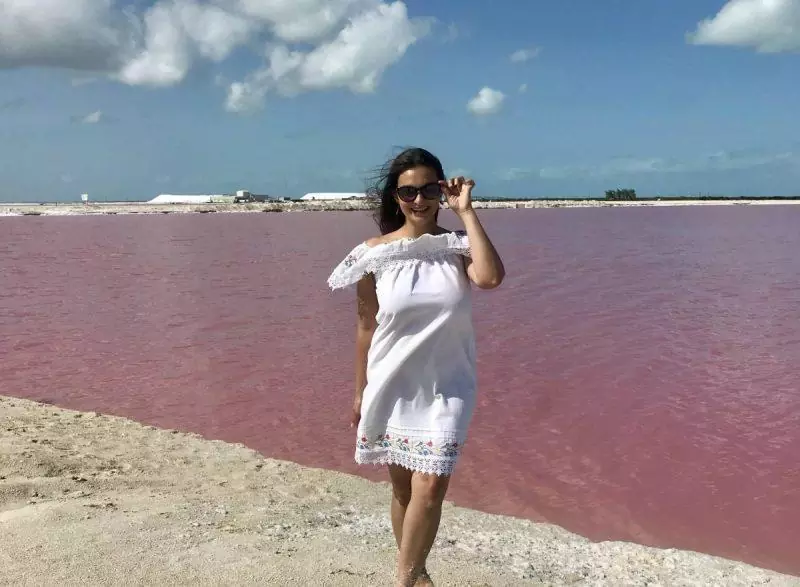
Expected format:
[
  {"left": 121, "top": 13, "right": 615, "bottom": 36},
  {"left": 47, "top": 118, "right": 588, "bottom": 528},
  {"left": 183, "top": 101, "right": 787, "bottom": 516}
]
[{"left": 327, "top": 231, "right": 476, "bottom": 476}]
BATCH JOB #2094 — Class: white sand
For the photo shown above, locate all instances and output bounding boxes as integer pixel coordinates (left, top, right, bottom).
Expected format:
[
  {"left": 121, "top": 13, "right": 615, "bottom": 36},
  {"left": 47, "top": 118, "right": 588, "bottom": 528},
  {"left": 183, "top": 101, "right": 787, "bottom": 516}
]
[
  {"left": 2, "top": 199, "right": 800, "bottom": 217},
  {"left": 1, "top": 396, "right": 797, "bottom": 586}
]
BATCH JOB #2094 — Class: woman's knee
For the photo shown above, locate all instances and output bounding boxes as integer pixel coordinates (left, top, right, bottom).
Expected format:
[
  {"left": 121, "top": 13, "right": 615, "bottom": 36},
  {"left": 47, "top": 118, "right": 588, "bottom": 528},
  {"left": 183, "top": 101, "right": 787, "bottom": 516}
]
[
  {"left": 392, "top": 484, "right": 412, "bottom": 507},
  {"left": 389, "top": 465, "right": 413, "bottom": 506},
  {"left": 411, "top": 473, "right": 450, "bottom": 508}
]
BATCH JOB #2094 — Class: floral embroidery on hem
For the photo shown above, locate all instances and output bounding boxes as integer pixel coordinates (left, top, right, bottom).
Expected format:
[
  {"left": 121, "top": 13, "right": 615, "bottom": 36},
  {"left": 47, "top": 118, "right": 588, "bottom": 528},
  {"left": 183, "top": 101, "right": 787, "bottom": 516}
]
[
  {"left": 357, "top": 432, "right": 461, "bottom": 458},
  {"left": 355, "top": 432, "right": 464, "bottom": 476}
]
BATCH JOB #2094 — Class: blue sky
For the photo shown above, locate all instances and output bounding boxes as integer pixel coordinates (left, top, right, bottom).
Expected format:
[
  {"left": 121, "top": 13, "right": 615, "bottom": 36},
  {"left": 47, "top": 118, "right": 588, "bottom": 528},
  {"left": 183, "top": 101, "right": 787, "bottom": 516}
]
[{"left": 1, "top": 0, "right": 799, "bottom": 201}]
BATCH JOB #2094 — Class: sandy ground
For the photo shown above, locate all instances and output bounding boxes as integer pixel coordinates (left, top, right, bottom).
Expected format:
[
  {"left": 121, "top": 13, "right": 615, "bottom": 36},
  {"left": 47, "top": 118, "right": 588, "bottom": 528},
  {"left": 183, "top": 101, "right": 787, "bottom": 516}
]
[
  {"left": 1, "top": 396, "right": 797, "bottom": 587},
  {"left": 2, "top": 199, "right": 800, "bottom": 216}
]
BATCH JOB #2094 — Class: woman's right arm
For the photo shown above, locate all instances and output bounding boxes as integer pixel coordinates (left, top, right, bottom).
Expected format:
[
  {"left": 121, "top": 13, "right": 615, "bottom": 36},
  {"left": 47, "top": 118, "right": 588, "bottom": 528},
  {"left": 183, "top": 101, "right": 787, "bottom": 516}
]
[{"left": 352, "top": 273, "right": 378, "bottom": 427}]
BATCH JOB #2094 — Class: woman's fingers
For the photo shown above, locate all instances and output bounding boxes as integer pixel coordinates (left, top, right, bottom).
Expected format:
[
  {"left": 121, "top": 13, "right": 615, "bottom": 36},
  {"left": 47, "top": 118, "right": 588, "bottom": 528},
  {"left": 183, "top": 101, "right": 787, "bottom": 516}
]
[{"left": 350, "top": 408, "right": 361, "bottom": 429}]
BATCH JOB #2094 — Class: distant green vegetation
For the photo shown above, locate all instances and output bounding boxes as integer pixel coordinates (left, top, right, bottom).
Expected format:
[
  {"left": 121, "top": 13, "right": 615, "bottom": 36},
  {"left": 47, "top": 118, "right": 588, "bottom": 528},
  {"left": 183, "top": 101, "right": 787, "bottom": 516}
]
[{"left": 605, "top": 189, "right": 637, "bottom": 201}]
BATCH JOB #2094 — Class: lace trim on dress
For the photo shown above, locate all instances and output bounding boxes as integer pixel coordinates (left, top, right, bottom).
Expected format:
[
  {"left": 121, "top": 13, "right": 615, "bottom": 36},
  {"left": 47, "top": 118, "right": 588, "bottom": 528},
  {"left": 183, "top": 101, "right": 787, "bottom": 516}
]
[
  {"left": 327, "top": 231, "right": 470, "bottom": 290},
  {"left": 355, "top": 430, "right": 465, "bottom": 476},
  {"left": 355, "top": 451, "right": 458, "bottom": 477}
]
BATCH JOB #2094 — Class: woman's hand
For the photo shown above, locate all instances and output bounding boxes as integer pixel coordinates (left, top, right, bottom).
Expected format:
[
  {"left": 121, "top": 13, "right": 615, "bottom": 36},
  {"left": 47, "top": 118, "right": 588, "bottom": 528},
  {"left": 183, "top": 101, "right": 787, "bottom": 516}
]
[
  {"left": 350, "top": 398, "right": 362, "bottom": 429},
  {"left": 439, "top": 176, "right": 475, "bottom": 216},
  {"left": 446, "top": 175, "right": 506, "bottom": 289}
]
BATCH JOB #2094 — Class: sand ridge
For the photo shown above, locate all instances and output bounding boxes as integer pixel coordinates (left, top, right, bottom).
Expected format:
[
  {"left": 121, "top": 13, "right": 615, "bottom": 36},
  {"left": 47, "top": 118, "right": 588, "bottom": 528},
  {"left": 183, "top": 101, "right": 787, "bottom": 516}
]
[{"left": 1, "top": 396, "right": 797, "bottom": 586}]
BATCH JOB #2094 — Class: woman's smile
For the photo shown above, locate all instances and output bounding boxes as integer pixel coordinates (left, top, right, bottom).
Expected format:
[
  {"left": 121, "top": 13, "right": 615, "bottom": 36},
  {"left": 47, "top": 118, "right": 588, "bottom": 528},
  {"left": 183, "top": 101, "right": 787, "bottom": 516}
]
[{"left": 409, "top": 204, "right": 433, "bottom": 215}]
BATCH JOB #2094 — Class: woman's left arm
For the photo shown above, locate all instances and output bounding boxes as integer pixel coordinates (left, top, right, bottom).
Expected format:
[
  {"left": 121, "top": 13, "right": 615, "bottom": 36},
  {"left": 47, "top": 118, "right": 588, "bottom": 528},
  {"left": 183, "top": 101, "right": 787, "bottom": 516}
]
[
  {"left": 459, "top": 209, "right": 505, "bottom": 289},
  {"left": 441, "top": 177, "right": 505, "bottom": 290}
]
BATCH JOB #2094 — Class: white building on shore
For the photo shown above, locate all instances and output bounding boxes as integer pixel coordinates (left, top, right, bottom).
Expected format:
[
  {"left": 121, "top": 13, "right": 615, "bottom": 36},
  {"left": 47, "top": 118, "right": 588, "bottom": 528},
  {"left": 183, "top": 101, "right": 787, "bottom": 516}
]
[
  {"left": 148, "top": 194, "right": 224, "bottom": 204},
  {"left": 300, "top": 192, "right": 366, "bottom": 201},
  {"left": 147, "top": 190, "right": 285, "bottom": 204},
  {"left": 146, "top": 191, "right": 364, "bottom": 204}
]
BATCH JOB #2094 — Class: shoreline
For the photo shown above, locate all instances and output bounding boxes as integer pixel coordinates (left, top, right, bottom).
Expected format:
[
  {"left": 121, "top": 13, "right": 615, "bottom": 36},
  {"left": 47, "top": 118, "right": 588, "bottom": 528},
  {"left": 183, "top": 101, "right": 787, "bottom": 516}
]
[
  {"left": 3, "top": 198, "right": 800, "bottom": 217},
  {"left": 1, "top": 396, "right": 797, "bottom": 586}
]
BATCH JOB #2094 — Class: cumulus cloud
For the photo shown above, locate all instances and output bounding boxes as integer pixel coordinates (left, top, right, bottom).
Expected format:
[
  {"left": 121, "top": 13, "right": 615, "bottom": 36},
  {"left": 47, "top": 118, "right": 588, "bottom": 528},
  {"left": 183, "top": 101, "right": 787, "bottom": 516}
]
[
  {"left": 0, "top": 0, "right": 430, "bottom": 110},
  {"left": 226, "top": 1, "right": 429, "bottom": 112},
  {"left": 688, "top": 0, "right": 800, "bottom": 52},
  {"left": 73, "top": 111, "right": 104, "bottom": 124},
  {"left": 235, "top": 0, "right": 375, "bottom": 43},
  {"left": 510, "top": 47, "right": 540, "bottom": 63},
  {"left": 467, "top": 87, "right": 505, "bottom": 116},
  {"left": 0, "top": 0, "right": 125, "bottom": 71}
]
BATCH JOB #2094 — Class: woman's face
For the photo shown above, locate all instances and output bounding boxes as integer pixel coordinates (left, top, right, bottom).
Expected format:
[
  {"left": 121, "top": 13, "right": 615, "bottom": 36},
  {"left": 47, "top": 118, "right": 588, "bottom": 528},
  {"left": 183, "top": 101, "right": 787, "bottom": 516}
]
[{"left": 395, "top": 166, "right": 441, "bottom": 224}]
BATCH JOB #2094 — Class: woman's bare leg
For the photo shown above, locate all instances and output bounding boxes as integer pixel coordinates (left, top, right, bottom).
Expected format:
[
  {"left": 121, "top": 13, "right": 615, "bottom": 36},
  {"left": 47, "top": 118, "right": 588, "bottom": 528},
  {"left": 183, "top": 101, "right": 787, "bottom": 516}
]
[
  {"left": 388, "top": 465, "right": 413, "bottom": 548},
  {"left": 395, "top": 472, "right": 450, "bottom": 587},
  {"left": 388, "top": 466, "right": 434, "bottom": 586}
]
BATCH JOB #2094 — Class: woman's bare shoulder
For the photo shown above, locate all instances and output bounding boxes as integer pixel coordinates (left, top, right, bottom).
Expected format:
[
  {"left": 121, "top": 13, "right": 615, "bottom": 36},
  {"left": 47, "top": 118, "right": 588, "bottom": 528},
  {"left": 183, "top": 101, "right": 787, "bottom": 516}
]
[
  {"left": 364, "top": 230, "right": 403, "bottom": 248},
  {"left": 365, "top": 227, "right": 450, "bottom": 248},
  {"left": 364, "top": 236, "right": 387, "bottom": 248}
]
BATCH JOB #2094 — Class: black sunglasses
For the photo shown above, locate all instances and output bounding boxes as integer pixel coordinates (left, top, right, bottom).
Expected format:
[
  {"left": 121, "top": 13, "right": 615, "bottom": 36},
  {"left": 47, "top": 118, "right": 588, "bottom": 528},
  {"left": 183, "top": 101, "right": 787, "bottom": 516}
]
[{"left": 396, "top": 182, "right": 442, "bottom": 203}]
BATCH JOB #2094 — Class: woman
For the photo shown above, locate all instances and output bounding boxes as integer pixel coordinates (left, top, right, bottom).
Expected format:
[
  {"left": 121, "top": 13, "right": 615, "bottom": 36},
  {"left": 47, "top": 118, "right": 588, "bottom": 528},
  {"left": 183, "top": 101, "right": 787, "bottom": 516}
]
[{"left": 327, "top": 147, "right": 505, "bottom": 587}]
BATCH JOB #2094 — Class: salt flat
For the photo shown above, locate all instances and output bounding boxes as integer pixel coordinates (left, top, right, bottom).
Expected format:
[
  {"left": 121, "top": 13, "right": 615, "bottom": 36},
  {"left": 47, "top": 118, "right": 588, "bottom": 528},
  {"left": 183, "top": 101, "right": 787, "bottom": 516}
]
[{"left": 1, "top": 396, "right": 796, "bottom": 586}]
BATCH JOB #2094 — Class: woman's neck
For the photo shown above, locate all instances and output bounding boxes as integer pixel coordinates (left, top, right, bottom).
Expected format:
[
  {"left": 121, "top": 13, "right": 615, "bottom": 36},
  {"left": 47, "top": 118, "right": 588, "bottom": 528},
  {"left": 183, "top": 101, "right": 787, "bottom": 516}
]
[{"left": 399, "top": 221, "right": 439, "bottom": 239}]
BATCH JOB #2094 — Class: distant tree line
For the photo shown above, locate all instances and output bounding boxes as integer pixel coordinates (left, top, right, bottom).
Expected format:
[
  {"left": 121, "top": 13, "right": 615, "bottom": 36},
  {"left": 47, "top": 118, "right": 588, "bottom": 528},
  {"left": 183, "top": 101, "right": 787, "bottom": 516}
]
[{"left": 605, "top": 188, "right": 637, "bottom": 201}]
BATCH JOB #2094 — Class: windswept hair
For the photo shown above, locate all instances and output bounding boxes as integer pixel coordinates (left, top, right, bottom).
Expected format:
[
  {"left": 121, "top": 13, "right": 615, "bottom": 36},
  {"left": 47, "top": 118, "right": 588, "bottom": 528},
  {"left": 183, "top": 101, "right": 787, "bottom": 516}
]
[{"left": 367, "top": 147, "right": 446, "bottom": 235}]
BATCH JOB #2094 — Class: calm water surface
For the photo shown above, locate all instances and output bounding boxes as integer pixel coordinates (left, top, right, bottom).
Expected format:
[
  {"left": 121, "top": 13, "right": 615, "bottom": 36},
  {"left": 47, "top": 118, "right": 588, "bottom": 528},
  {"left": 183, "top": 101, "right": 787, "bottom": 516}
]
[{"left": 1, "top": 206, "right": 798, "bottom": 575}]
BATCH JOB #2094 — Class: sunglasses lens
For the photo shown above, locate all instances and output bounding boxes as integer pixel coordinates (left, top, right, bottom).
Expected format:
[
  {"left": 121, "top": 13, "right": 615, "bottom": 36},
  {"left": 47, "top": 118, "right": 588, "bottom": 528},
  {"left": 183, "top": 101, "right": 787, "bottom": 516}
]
[
  {"left": 397, "top": 183, "right": 441, "bottom": 202},
  {"left": 396, "top": 187, "right": 416, "bottom": 201},
  {"left": 420, "top": 184, "right": 441, "bottom": 199}
]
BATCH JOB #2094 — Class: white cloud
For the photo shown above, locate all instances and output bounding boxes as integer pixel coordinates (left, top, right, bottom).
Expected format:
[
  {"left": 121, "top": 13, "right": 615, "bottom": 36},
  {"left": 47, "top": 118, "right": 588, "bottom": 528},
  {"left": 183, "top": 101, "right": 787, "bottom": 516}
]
[
  {"left": 510, "top": 47, "right": 540, "bottom": 63},
  {"left": 467, "top": 87, "right": 505, "bottom": 116},
  {"left": 537, "top": 151, "right": 799, "bottom": 179},
  {"left": 225, "top": 1, "right": 429, "bottom": 112},
  {"left": 440, "top": 22, "right": 465, "bottom": 43},
  {"left": 81, "top": 111, "right": 104, "bottom": 124},
  {"left": 116, "top": 3, "right": 192, "bottom": 87},
  {"left": 225, "top": 79, "right": 268, "bottom": 113},
  {"left": 175, "top": 2, "right": 254, "bottom": 62},
  {"left": 0, "top": 0, "right": 430, "bottom": 110},
  {"left": 688, "top": 0, "right": 800, "bottom": 52},
  {"left": 235, "top": 0, "right": 375, "bottom": 43},
  {"left": 117, "top": 0, "right": 257, "bottom": 87},
  {"left": 518, "top": 83, "right": 528, "bottom": 94},
  {"left": 0, "top": 0, "right": 124, "bottom": 71}
]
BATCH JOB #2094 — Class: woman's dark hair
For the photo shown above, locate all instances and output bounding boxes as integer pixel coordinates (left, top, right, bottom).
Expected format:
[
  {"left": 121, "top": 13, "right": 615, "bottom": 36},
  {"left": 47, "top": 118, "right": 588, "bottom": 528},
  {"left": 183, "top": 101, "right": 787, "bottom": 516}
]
[{"left": 368, "top": 147, "right": 446, "bottom": 235}]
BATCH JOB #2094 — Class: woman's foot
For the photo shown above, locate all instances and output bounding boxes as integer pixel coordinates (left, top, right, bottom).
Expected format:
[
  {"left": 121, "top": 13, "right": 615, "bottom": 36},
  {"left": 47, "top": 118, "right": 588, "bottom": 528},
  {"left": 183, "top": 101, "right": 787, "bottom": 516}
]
[{"left": 414, "top": 568, "right": 434, "bottom": 586}]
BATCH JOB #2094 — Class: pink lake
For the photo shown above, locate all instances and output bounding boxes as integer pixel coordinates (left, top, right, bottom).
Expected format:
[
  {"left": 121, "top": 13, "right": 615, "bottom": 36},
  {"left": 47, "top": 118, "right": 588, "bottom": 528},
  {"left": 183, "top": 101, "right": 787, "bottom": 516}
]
[{"left": 1, "top": 206, "right": 798, "bottom": 575}]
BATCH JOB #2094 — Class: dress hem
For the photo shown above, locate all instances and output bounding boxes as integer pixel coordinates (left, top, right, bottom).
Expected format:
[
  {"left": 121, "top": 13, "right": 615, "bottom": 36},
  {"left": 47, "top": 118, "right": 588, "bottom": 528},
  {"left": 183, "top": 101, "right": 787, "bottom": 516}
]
[{"left": 355, "top": 449, "right": 458, "bottom": 477}]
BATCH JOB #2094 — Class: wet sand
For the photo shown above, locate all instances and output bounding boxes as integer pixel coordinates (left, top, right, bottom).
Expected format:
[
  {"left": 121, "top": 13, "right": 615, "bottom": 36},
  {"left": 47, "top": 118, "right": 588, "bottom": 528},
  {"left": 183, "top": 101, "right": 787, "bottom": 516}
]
[{"left": 1, "top": 396, "right": 796, "bottom": 586}]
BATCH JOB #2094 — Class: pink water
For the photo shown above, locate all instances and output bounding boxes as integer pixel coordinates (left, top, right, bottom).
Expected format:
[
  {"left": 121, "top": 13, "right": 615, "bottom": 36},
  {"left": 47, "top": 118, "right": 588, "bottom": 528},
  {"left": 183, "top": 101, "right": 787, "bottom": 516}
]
[{"left": 1, "top": 207, "right": 798, "bottom": 575}]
